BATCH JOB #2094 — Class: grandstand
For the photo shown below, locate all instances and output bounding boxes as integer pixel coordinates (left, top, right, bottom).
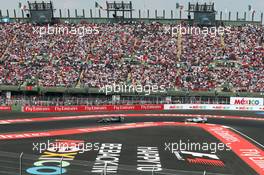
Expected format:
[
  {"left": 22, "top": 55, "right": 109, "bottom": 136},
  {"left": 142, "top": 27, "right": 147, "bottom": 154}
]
[
  {"left": 0, "top": 1, "right": 263, "bottom": 107},
  {"left": 1, "top": 2, "right": 264, "bottom": 175}
]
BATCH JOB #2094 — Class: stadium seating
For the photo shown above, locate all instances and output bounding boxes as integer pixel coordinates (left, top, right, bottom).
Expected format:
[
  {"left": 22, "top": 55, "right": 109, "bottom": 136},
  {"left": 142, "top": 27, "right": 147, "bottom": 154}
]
[{"left": 0, "top": 22, "right": 263, "bottom": 92}]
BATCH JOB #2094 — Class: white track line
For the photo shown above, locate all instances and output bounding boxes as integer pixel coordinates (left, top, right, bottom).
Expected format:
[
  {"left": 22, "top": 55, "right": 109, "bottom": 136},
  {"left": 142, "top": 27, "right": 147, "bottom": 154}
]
[{"left": 229, "top": 127, "right": 264, "bottom": 149}]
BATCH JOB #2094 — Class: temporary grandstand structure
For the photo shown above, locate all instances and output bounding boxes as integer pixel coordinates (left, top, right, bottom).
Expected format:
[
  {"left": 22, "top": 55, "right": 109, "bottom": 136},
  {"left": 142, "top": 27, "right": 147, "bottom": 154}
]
[{"left": 106, "top": 1, "right": 133, "bottom": 20}]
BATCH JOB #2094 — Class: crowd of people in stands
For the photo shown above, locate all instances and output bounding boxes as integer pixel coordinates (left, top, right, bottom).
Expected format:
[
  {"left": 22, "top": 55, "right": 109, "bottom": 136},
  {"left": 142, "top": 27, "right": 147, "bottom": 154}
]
[{"left": 0, "top": 22, "right": 263, "bottom": 92}]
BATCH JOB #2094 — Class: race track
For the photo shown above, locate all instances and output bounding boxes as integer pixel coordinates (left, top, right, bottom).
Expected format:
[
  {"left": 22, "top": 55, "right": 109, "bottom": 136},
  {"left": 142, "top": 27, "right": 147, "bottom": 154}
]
[{"left": 0, "top": 110, "right": 264, "bottom": 175}]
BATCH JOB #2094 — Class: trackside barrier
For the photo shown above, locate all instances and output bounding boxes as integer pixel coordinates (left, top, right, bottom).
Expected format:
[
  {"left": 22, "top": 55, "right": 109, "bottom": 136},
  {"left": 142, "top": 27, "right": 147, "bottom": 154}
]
[
  {"left": 22, "top": 104, "right": 164, "bottom": 113},
  {"left": 164, "top": 104, "right": 264, "bottom": 111},
  {"left": 0, "top": 106, "right": 11, "bottom": 111},
  {"left": 230, "top": 97, "right": 264, "bottom": 106},
  {"left": 20, "top": 104, "right": 264, "bottom": 113}
]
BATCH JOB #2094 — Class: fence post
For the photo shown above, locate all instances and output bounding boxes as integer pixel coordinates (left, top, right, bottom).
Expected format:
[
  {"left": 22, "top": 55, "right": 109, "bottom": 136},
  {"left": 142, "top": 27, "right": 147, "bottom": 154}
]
[
  {"left": 180, "top": 10, "right": 182, "bottom": 19},
  {"left": 104, "top": 162, "right": 107, "bottom": 175},
  {"left": 90, "top": 9, "right": 93, "bottom": 18},
  {"left": 60, "top": 157, "right": 63, "bottom": 175},
  {"left": 261, "top": 13, "right": 263, "bottom": 24},
  {"left": 147, "top": 9, "right": 149, "bottom": 18},
  {"left": 67, "top": 9, "right": 70, "bottom": 18},
  {"left": 75, "top": 9, "right": 78, "bottom": 18},
  {"left": 252, "top": 12, "right": 255, "bottom": 21},
  {"left": 6, "top": 9, "right": 9, "bottom": 17},
  {"left": 152, "top": 167, "right": 155, "bottom": 175},
  {"left": 82, "top": 9, "right": 85, "bottom": 18},
  {"left": 20, "top": 152, "right": 24, "bottom": 175},
  {"left": 14, "top": 9, "right": 17, "bottom": 19}
]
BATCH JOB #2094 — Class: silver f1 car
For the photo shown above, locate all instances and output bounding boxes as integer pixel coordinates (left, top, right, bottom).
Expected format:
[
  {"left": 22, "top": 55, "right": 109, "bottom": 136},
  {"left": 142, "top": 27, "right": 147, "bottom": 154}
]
[
  {"left": 184, "top": 117, "right": 207, "bottom": 123},
  {"left": 97, "top": 117, "right": 125, "bottom": 123}
]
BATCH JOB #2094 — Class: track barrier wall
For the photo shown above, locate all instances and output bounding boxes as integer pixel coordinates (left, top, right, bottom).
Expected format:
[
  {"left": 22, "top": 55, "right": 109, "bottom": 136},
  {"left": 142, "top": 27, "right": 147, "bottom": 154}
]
[
  {"left": 18, "top": 104, "right": 264, "bottom": 113},
  {"left": 21, "top": 104, "right": 164, "bottom": 113},
  {"left": 0, "top": 106, "right": 11, "bottom": 111},
  {"left": 164, "top": 104, "right": 264, "bottom": 111}
]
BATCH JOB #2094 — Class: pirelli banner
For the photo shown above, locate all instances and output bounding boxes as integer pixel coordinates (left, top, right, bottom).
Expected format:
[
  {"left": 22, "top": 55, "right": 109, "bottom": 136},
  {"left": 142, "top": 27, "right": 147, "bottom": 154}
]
[{"left": 230, "top": 97, "right": 264, "bottom": 106}]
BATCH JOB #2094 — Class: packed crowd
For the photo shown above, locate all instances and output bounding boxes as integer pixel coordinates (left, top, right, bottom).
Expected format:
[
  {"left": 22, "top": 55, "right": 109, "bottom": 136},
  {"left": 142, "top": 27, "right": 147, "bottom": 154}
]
[
  {"left": 0, "top": 93, "right": 229, "bottom": 106},
  {"left": 0, "top": 22, "right": 263, "bottom": 92}
]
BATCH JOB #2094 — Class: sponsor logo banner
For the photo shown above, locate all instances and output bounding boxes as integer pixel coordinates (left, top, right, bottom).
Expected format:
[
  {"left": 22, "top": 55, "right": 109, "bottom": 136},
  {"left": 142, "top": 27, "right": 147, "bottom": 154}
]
[
  {"left": 174, "top": 150, "right": 225, "bottom": 167},
  {"left": 230, "top": 97, "right": 264, "bottom": 106},
  {"left": 26, "top": 140, "right": 84, "bottom": 175},
  {"left": 137, "top": 146, "right": 162, "bottom": 172},
  {"left": 21, "top": 104, "right": 264, "bottom": 113},
  {"left": 164, "top": 104, "right": 264, "bottom": 111},
  {"left": 22, "top": 104, "right": 164, "bottom": 113},
  {"left": 0, "top": 106, "right": 11, "bottom": 111},
  {"left": 92, "top": 143, "right": 122, "bottom": 173}
]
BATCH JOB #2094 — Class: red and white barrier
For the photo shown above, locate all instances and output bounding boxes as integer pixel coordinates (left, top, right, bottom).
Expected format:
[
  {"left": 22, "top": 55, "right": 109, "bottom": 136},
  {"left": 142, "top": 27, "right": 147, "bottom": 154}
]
[
  {"left": 22, "top": 104, "right": 164, "bottom": 113},
  {"left": 0, "top": 106, "right": 11, "bottom": 111},
  {"left": 164, "top": 104, "right": 264, "bottom": 111},
  {"left": 20, "top": 103, "right": 264, "bottom": 113}
]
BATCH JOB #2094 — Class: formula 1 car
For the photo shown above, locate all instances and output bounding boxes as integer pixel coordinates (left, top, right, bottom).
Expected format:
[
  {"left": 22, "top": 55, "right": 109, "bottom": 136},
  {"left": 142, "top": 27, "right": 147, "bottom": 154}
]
[
  {"left": 184, "top": 117, "right": 207, "bottom": 123},
  {"left": 97, "top": 117, "right": 125, "bottom": 123}
]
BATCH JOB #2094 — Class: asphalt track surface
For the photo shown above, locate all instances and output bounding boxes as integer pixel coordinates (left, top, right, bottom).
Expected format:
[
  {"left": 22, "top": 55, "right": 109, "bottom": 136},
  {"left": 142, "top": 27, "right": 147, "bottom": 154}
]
[{"left": 0, "top": 110, "right": 264, "bottom": 175}]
